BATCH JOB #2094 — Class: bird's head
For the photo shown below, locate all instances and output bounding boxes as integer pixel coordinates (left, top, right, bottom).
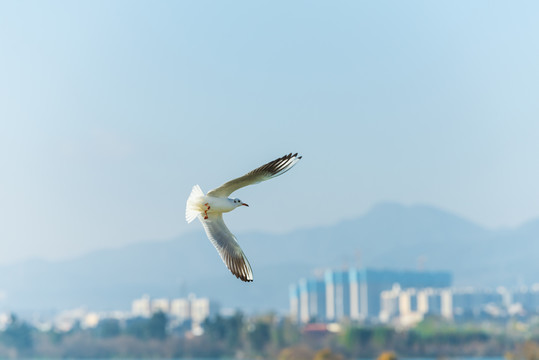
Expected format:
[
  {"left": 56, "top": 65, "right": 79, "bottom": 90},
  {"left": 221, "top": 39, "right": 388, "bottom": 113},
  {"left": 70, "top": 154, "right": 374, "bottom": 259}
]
[{"left": 232, "top": 198, "right": 249, "bottom": 208}]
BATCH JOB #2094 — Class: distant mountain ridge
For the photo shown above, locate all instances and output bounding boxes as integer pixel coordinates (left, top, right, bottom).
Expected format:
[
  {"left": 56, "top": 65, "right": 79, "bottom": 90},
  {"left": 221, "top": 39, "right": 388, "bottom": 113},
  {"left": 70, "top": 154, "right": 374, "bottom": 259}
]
[{"left": 0, "top": 202, "right": 536, "bottom": 313}]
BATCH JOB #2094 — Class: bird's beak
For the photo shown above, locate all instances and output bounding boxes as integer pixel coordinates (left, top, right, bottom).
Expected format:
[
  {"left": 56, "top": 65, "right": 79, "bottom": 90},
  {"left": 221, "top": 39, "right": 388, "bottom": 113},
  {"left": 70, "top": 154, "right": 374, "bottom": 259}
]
[{"left": 242, "top": 203, "right": 249, "bottom": 207}]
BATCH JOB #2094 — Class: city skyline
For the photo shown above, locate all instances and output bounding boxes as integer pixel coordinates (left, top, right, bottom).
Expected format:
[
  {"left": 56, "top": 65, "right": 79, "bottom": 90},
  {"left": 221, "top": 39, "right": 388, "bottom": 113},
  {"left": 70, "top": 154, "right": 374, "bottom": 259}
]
[
  {"left": 1, "top": 1, "right": 538, "bottom": 358},
  {"left": 290, "top": 266, "right": 539, "bottom": 326},
  {"left": 0, "top": 201, "right": 536, "bottom": 314},
  {"left": 2, "top": 268, "right": 536, "bottom": 331}
]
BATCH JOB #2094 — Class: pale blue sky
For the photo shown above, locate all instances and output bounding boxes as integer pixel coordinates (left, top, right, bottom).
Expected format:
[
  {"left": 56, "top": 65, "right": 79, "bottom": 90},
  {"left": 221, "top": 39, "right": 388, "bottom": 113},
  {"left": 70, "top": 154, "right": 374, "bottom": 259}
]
[{"left": 1, "top": 1, "right": 539, "bottom": 265}]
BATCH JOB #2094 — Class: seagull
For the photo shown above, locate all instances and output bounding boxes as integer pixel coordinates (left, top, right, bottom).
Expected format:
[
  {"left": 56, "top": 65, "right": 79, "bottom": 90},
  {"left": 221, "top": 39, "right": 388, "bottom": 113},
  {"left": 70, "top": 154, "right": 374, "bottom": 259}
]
[{"left": 185, "top": 153, "right": 302, "bottom": 282}]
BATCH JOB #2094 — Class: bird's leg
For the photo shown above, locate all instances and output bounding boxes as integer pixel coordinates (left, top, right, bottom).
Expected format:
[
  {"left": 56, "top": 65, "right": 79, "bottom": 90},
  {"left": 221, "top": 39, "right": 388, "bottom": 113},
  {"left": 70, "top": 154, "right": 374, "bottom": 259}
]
[{"left": 203, "top": 203, "right": 211, "bottom": 220}]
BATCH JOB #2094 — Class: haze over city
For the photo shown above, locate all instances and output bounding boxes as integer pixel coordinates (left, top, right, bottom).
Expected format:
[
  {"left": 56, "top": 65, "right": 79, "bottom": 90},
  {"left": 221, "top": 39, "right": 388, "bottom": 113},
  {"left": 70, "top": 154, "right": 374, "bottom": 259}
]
[{"left": 1, "top": 2, "right": 539, "bottom": 359}]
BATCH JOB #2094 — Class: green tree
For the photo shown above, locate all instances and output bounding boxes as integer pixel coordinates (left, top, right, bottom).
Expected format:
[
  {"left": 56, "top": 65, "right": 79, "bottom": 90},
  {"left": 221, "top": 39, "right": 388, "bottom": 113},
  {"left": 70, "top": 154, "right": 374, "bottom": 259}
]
[
  {"left": 201, "top": 312, "right": 246, "bottom": 356},
  {"left": 248, "top": 320, "right": 271, "bottom": 353},
  {"left": 147, "top": 311, "right": 167, "bottom": 339},
  {"left": 1, "top": 314, "right": 34, "bottom": 351},
  {"left": 203, "top": 315, "right": 227, "bottom": 342},
  {"left": 125, "top": 317, "right": 148, "bottom": 339},
  {"left": 339, "top": 326, "right": 373, "bottom": 350},
  {"left": 373, "top": 326, "right": 394, "bottom": 347},
  {"left": 224, "top": 312, "right": 244, "bottom": 349},
  {"left": 124, "top": 312, "right": 167, "bottom": 340},
  {"left": 272, "top": 318, "right": 300, "bottom": 348},
  {"left": 96, "top": 318, "right": 121, "bottom": 338}
]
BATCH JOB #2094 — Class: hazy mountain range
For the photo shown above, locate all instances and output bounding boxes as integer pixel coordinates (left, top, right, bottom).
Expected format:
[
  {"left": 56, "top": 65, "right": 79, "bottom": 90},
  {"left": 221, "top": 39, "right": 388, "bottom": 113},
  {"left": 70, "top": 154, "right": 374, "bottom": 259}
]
[{"left": 0, "top": 203, "right": 537, "bottom": 314}]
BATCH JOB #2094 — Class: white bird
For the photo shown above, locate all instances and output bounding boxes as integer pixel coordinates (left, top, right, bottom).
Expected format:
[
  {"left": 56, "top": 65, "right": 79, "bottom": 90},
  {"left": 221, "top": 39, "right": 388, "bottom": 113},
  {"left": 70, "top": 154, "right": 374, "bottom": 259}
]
[{"left": 185, "top": 153, "right": 302, "bottom": 282}]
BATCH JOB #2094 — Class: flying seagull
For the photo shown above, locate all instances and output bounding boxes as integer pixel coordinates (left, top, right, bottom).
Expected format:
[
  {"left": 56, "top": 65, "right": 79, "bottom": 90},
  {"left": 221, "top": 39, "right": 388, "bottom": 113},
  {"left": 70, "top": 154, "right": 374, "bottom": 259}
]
[{"left": 185, "top": 153, "right": 302, "bottom": 282}]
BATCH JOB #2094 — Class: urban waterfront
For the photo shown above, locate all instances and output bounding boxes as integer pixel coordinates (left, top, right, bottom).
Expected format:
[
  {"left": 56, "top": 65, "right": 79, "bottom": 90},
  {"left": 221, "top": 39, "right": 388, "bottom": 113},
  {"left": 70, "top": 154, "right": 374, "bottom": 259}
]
[
  {"left": 0, "top": 266, "right": 537, "bottom": 359},
  {"left": 3, "top": 0, "right": 539, "bottom": 359}
]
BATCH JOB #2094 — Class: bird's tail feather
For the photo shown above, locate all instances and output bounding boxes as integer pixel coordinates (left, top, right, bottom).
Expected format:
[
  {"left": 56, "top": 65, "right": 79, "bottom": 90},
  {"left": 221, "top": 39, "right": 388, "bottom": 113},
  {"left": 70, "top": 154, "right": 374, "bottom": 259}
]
[{"left": 185, "top": 184, "right": 205, "bottom": 223}]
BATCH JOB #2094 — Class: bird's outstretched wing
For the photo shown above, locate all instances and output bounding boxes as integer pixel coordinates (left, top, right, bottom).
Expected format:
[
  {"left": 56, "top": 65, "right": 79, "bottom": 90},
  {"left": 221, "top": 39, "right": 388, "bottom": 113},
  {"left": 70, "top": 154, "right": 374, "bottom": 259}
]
[
  {"left": 199, "top": 213, "right": 253, "bottom": 282},
  {"left": 207, "top": 153, "right": 302, "bottom": 198}
]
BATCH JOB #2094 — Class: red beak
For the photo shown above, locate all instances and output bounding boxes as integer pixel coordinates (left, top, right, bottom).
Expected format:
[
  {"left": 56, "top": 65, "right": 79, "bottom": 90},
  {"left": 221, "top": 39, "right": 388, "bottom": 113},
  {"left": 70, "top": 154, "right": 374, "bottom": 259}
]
[{"left": 242, "top": 203, "right": 249, "bottom": 207}]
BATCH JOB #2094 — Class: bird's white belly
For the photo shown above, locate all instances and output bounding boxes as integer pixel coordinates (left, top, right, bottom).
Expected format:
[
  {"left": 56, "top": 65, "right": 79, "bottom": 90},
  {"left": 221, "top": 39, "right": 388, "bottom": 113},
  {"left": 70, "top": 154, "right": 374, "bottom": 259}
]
[{"left": 205, "top": 196, "right": 235, "bottom": 213}]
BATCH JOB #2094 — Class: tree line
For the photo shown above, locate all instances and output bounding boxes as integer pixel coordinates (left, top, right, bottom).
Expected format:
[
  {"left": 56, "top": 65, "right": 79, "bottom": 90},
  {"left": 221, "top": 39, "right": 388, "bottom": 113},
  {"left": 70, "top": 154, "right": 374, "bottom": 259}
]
[{"left": 0, "top": 312, "right": 536, "bottom": 359}]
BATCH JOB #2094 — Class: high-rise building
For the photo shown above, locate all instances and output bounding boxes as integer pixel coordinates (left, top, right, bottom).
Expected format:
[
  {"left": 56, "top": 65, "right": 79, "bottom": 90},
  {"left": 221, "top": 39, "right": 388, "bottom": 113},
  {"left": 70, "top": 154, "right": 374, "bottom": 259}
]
[
  {"left": 354, "top": 268, "right": 452, "bottom": 319},
  {"left": 298, "top": 278, "right": 326, "bottom": 323},
  {"left": 289, "top": 284, "right": 300, "bottom": 323},
  {"left": 452, "top": 288, "right": 504, "bottom": 318},
  {"left": 325, "top": 270, "right": 350, "bottom": 322},
  {"left": 290, "top": 268, "right": 452, "bottom": 323}
]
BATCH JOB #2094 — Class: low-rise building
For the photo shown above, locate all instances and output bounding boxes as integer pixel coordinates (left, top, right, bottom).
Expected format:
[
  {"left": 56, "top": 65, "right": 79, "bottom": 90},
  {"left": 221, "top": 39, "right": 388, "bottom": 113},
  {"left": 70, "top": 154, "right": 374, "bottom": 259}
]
[
  {"left": 132, "top": 294, "right": 151, "bottom": 317},
  {"left": 131, "top": 293, "right": 219, "bottom": 329}
]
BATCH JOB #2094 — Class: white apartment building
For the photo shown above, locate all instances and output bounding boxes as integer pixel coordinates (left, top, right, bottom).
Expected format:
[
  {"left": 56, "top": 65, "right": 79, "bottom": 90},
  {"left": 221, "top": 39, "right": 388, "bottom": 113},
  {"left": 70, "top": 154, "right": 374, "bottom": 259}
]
[
  {"left": 131, "top": 294, "right": 218, "bottom": 326},
  {"left": 170, "top": 298, "right": 190, "bottom": 321},
  {"left": 151, "top": 298, "right": 170, "bottom": 314},
  {"left": 380, "top": 286, "right": 452, "bottom": 327},
  {"left": 131, "top": 294, "right": 151, "bottom": 317},
  {"left": 191, "top": 297, "right": 216, "bottom": 325}
]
